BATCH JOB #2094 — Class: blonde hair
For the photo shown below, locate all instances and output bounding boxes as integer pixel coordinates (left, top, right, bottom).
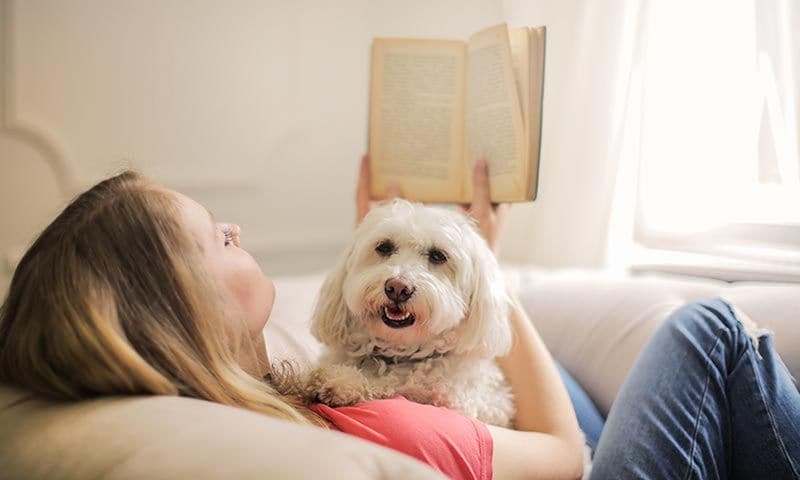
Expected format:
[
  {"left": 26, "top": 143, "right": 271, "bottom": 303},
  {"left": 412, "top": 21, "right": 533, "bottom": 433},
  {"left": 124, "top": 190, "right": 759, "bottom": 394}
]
[{"left": 0, "top": 171, "right": 322, "bottom": 426}]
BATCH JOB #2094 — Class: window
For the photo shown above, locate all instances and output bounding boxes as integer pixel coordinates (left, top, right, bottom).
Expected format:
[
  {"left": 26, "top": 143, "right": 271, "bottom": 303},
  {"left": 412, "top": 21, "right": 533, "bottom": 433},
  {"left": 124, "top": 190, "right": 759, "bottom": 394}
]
[{"left": 629, "top": 0, "right": 800, "bottom": 281}]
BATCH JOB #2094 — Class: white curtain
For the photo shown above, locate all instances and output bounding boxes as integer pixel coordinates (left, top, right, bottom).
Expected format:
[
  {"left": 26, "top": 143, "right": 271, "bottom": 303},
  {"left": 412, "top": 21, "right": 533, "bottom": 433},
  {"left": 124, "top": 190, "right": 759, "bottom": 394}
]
[
  {"left": 511, "top": 0, "right": 800, "bottom": 276},
  {"left": 501, "top": 0, "right": 649, "bottom": 268},
  {"left": 636, "top": 0, "right": 798, "bottom": 231},
  {"left": 619, "top": 0, "right": 800, "bottom": 279}
]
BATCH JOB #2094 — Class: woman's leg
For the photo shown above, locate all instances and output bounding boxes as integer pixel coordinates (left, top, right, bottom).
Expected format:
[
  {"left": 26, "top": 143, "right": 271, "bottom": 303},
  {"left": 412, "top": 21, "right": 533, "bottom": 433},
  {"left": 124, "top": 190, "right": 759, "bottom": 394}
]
[{"left": 589, "top": 298, "right": 800, "bottom": 480}]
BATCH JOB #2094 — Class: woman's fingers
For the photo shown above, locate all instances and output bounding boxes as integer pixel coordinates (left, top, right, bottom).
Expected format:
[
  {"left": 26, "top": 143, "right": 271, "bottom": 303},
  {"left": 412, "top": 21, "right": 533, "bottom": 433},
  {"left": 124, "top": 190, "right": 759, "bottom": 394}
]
[
  {"left": 359, "top": 156, "right": 508, "bottom": 248},
  {"left": 386, "top": 184, "right": 402, "bottom": 199},
  {"left": 356, "top": 155, "right": 408, "bottom": 227},
  {"left": 461, "top": 158, "right": 511, "bottom": 255}
]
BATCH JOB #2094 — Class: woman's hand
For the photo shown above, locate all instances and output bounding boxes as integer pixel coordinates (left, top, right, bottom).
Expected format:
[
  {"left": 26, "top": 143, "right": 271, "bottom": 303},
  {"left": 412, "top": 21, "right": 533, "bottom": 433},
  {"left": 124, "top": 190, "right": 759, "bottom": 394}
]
[
  {"left": 355, "top": 155, "right": 510, "bottom": 255},
  {"left": 355, "top": 154, "right": 400, "bottom": 226},
  {"left": 459, "top": 159, "right": 510, "bottom": 256}
]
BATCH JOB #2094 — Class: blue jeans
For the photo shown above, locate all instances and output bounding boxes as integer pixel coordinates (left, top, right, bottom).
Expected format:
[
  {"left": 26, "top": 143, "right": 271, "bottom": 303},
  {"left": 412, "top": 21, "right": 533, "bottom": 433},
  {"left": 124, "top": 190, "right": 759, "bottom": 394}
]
[
  {"left": 577, "top": 299, "right": 800, "bottom": 479},
  {"left": 557, "top": 361, "right": 605, "bottom": 453}
]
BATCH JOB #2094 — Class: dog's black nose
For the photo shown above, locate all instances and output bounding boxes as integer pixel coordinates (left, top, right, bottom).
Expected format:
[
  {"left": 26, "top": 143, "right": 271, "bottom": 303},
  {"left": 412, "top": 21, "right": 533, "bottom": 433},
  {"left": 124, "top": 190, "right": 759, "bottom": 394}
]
[{"left": 384, "top": 278, "right": 415, "bottom": 303}]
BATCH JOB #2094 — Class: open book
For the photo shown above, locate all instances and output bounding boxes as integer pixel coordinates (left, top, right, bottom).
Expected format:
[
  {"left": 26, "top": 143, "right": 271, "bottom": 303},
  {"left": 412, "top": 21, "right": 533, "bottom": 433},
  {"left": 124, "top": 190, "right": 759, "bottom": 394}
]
[{"left": 368, "top": 23, "right": 546, "bottom": 203}]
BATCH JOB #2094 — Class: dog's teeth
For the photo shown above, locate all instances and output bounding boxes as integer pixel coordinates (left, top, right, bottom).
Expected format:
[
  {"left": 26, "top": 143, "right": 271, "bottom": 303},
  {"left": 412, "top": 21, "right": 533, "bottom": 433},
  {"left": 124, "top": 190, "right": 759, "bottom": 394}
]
[{"left": 383, "top": 307, "right": 410, "bottom": 321}]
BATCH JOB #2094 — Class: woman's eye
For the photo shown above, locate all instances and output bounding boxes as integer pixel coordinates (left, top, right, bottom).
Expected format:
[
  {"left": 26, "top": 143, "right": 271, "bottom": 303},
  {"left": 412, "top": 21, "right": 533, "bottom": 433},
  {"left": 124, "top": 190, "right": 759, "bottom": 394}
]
[
  {"left": 428, "top": 249, "right": 447, "bottom": 265},
  {"left": 222, "top": 227, "right": 234, "bottom": 247},
  {"left": 375, "top": 240, "right": 395, "bottom": 256}
]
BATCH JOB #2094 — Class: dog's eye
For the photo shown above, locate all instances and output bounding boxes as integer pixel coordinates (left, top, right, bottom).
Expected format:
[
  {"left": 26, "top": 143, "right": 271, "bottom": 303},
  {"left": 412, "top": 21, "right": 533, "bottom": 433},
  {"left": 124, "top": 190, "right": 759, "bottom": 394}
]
[
  {"left": 375, "top": 240, "right": 396, "bottom": 257},
  {"left": 428, "top": 248, "right": 447, "bottom": 265}
]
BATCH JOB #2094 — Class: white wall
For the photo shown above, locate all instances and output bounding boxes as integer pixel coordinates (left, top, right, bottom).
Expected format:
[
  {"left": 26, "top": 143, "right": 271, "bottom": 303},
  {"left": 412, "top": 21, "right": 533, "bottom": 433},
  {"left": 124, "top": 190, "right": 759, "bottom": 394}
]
[{"left": 1, "top": 0, "right": 628, "bottom": 289}]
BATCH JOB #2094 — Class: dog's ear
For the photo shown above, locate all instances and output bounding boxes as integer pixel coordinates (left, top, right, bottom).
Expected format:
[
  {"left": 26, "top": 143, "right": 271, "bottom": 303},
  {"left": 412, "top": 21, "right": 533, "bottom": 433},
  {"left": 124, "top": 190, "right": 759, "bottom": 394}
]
[
  {"left": 456, "top": 227, "right": 513, "bottom": 358},
  {"left": 311, "top": 246, "right": 355, "bottom": 348}
]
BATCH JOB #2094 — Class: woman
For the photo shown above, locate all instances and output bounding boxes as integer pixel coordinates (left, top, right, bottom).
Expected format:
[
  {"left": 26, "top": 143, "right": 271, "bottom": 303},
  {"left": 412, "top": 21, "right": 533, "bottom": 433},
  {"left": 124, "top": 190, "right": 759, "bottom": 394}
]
[{"left": 0, "top": 156, "right": 797, "bottom": 479}]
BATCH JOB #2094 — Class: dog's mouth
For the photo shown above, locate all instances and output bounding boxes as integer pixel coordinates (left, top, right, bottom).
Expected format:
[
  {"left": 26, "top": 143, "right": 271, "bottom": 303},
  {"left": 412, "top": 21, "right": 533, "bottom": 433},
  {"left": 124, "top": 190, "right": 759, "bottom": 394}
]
[{"left": 381, "top": 304, "right": 416, "bottom": 329}]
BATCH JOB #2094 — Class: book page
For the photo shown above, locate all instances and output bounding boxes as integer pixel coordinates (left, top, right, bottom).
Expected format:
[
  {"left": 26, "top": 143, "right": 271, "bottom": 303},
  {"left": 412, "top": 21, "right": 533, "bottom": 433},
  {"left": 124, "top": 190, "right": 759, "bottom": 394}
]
[
  {"left": 464, "top": 23, "right": 526, "bottom": 202},
  {"left": 525, "top": 26, "right": 546, "bottom": 200},
  {"left": 369, "top": 39, "right": 467, "bottom": 202},
  {"left": 509, "top": 27, "right": 531, "bottom": 136}
]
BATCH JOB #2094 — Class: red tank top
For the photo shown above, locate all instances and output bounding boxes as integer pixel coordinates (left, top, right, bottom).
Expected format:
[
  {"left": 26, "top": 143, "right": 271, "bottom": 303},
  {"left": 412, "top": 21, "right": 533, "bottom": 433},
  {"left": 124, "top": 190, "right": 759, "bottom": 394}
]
[{"left": 310, "top": 396, "right": 492, "bottom": 480}]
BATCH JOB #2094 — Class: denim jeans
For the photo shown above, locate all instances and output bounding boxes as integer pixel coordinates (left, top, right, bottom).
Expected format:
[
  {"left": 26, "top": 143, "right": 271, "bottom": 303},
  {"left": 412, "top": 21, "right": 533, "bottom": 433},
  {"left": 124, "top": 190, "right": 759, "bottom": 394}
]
[
  {"left": 585, "top": 299, "right": 800, "bottom": 479},
  {"left": 557, "top": 361, "right": 605, "bottom": 453}
]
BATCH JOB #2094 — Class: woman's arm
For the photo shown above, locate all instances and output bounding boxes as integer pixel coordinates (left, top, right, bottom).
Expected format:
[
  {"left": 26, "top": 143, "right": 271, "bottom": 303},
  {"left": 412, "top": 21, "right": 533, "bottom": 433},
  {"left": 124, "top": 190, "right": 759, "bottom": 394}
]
[
  {"left": 489, "top": 299, "right": 585, "bottom": 480},
  {"left": 448, "top": 160, "right": 584, "bottom": 478},
  {"left": 461, "top": 159, "right": 584, "bottom": 479}
]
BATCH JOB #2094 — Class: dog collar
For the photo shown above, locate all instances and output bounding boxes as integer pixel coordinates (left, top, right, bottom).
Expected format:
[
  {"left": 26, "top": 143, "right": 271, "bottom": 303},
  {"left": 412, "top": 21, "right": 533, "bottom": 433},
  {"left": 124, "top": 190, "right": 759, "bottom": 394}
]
[{"left": 365, "top": 350, "right": 449, "bottom": 366}]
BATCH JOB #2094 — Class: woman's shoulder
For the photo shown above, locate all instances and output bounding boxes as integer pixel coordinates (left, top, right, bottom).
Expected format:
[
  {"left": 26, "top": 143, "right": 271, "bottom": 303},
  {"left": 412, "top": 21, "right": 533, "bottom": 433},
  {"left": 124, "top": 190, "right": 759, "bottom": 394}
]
[{"left": 311, "top": 396, "right": 492, "bottom": 480}]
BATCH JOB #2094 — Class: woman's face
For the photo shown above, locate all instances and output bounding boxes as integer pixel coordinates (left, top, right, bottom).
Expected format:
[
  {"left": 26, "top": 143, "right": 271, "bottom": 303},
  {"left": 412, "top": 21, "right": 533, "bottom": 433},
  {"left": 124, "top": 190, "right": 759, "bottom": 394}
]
[{"left": 173, "top": 191, "right": 274, "bottom": 369}]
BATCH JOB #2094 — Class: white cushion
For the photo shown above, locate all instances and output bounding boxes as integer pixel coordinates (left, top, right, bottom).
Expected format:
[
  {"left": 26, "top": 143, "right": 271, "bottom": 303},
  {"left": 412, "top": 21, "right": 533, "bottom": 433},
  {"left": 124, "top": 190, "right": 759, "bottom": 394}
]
[
  {"left": 0, "top": 384, "right": 442, "bottom": 480},
  {"left": 264, "top": 273, "right": 326, "bottom": 366},
  {"left": 506, "top": 267, "right": 800, "bottom": 416}
]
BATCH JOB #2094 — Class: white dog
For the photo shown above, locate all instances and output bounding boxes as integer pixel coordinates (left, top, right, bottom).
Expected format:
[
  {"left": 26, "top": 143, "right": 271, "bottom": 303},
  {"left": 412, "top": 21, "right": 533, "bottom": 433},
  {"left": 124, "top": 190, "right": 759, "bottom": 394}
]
[{"left": 297, "top": 199, "right": 516, "bottom": 427}]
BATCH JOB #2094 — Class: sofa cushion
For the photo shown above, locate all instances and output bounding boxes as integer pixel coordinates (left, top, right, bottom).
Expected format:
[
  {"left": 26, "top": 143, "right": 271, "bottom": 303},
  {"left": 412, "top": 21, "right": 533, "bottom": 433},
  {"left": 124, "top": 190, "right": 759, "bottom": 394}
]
[
  {"left": 506, "top": 268, "right": 799, "bottom": 416},
  {"left": 0, "top": 385, "right": 442, "bottom": 480},
  {"left": 264, "top": 273, "right": 326, "bottom": 366}
]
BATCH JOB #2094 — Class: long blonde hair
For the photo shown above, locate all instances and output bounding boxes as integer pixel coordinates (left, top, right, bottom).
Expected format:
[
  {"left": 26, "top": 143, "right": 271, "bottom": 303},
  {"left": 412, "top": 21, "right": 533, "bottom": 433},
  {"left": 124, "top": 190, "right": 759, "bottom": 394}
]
[{"left": 0, "top": 171, "right": 321, "bottom": 426}]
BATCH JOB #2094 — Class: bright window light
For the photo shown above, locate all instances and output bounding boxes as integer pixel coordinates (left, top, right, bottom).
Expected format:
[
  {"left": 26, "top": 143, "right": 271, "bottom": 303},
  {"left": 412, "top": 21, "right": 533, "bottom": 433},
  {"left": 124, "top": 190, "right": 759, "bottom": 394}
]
[{"left": 639, "top": 0, "right": 799, "bottom": 236}]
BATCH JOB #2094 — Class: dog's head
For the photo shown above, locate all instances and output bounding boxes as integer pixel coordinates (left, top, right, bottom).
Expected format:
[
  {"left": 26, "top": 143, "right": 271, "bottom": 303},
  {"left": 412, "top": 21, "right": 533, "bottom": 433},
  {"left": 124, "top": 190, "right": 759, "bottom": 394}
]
[{"left": 311, "top": 199, "right": 511, "bottom": 359}]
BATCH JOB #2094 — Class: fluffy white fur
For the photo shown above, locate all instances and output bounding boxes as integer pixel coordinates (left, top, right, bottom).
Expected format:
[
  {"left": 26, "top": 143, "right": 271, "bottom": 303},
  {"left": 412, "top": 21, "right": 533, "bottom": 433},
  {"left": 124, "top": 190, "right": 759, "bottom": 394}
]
[{"left": 303, "top": 199, "right": 515, "bottom": 427}]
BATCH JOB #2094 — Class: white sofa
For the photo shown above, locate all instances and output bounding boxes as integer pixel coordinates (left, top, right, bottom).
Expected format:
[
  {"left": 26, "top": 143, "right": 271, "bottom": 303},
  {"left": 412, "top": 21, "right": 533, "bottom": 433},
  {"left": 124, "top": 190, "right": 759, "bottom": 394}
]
[{"left": 1, "top": 267, "right": 798, "bottom": 479}]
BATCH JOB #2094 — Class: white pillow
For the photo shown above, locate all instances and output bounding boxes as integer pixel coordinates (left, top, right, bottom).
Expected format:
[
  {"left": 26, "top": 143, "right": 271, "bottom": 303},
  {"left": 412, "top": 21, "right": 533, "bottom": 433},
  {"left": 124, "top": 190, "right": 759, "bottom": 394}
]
[
  {"left": 508, "top": 268, "right": 800, "bottom": 416},
  {"left": 265, "top": 273, "right": 327, "bottom": 365},
  {"left": 0, "top": 384, "right": 443, "bottom": 480}
]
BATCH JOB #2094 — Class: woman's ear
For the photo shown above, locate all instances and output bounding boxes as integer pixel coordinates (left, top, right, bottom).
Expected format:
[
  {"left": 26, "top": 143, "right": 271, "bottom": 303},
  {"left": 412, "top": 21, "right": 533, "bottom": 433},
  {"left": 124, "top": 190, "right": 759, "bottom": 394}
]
[
  {"left": 455, "top": 226, "right": 512, "bottom": 358},
  {"left": 311, "top": 247, "right": 355, "bottom": 348}
]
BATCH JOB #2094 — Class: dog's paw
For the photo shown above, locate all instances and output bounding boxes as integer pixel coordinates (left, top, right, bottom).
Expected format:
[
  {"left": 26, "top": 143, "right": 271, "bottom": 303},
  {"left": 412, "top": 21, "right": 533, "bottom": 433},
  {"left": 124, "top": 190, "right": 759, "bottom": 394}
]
[
  {"left": 315, "top": 384, "right": 362, "bottom": 407},
  {"left": 398, "top": 385, "right": 449, "bottom": 407},
  {"left": 308, "top": 365, "right": 375, "bottom": 407}
]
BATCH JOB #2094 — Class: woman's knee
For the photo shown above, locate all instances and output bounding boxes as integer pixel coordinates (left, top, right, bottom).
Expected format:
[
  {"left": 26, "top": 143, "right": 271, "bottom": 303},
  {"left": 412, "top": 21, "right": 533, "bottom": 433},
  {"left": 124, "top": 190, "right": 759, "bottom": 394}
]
[
  {"left": 662, "top": 298, "right": 762, "bottom": 354},
  {"left": 669, "top": 298, "right": 738, "bottom": 330}
]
